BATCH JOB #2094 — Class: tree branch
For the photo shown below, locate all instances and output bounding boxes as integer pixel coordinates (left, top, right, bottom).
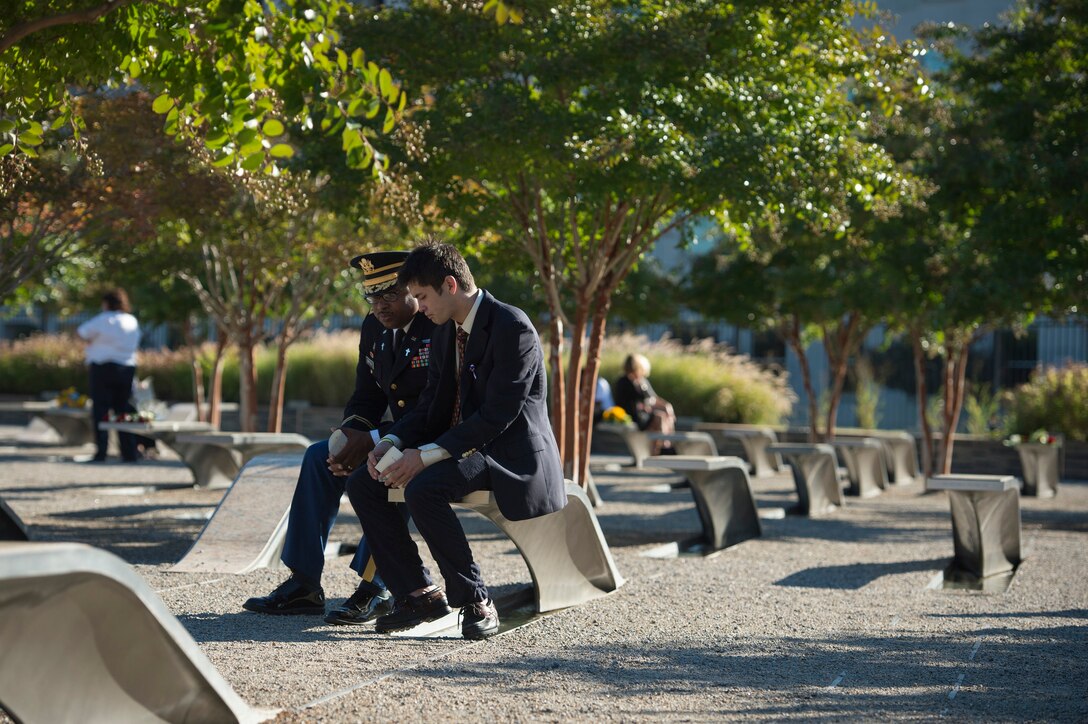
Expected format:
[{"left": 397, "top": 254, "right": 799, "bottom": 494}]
[{"left": 0, "top": 0, "right": 143, "bottom": 54}]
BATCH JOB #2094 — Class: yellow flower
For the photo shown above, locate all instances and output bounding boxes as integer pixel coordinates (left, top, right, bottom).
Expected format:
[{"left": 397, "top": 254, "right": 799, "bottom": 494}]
[{"left": 602, "top": 406, "right": 633, "bottom": 425}]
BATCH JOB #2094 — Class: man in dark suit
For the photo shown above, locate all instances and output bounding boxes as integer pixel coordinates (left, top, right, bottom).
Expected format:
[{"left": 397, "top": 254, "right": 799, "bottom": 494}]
[
  {"left": 243, "top": 250, "right": 435, "bottom": 625},
  {"left": 347, "top": 241, "right": 566, "bottom": 640}
]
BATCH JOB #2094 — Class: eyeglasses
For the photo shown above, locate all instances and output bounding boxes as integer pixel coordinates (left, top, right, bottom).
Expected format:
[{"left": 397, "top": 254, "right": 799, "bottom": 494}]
[{"left": 364, "top": 289, "right": 401, "bottom": 305}]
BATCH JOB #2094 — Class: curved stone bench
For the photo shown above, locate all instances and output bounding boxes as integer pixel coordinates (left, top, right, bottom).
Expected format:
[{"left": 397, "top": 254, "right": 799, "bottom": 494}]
[
  {"left": 695, "top": 423, "right": 783, "bottom": 478},
  {"left": 928, "top": 474, "right": 1022, "bottom": 581},
  {"left": 767, "top": 443, "right": 844, "bottom": 517},
  {"left": 172, "top": 453, "right": 309, "bottom": 574},
  {"left": 642, "top": 455, "right": 762, "bottom": 551},
  {"left": 172, "top": 432, "right": 311, "bottom": 489},
  {"left": 833, "top": 437, "right": 888, "bottom": 498},
  {"left": 0, "top": 542, "right": 263, "bottom": 723},
  {"left": 389, "top": 481, "right": 624, "bottom": 613}
]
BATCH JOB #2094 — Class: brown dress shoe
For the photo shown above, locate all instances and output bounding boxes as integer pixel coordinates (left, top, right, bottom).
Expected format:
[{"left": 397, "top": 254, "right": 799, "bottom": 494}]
[
  {"left": 374, "top": 587, "right": 452, "bottom": 633},
  {"left": 460, "top": 598, "right": 499, "bottom": 640}
]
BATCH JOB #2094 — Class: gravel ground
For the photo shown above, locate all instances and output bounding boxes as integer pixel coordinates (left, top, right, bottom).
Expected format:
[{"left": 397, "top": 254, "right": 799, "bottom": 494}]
[{"left": 1, "top": 428, "right": 1086, "bottom": 722}]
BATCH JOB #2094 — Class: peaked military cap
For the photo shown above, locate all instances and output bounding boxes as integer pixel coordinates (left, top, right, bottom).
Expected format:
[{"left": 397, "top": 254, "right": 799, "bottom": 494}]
[{"left": 350, "top": 250, "right": 409, "bottom": 294}]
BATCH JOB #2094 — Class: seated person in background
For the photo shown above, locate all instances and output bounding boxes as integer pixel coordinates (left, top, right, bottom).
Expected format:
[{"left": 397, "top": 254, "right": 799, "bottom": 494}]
[{"left": 613, "top": 353, "right": 676, "bottom": 451}]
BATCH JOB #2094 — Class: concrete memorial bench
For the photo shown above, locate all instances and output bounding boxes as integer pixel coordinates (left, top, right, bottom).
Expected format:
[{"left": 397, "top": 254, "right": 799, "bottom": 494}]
[
  {"left": 172, "top": 453, "right": 314, "bottom": 574},
  {"left": 594, "top": 423, "right": 716, "bottom": 469},
  {"left": 0, "top": 401, "right": 96, "bottom": 446},
  {"left": 927, "top": 474, "right": 1022, "bottom": 581},
  {"left": 640, "top": 455, "right": 762, "bottom": 552},
  {"left": 766, "top": 443, "right": 844, "bottom": 517},
  {"left": 833, "top": 437, "right": 889, "bottom": 498},
  {"left": 695, "top": 423, "right": 782, "bottom": 478},
  {"left": 0, "top": 542, "right": 262, "bottom": 723},
  {"left": 839, "top": 430, "right": 921, "bottom": 485},
  {"left": 171, "top": 432, "right": 311, "bottom": 489},
  {"left": 1015, "top": 441, "right": 1061, "bottom": 498},
  {"left": 1, "top": 494, "right": 28, "bottom": 540},
  {"left": 389, "top": 481, "right": 623, "bottom": 613}
]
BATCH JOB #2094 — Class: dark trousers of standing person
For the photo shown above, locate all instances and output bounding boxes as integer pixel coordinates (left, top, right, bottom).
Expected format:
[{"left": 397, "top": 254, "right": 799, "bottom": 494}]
[
  {"left": 347, "top": 457, "right": 490, "bottom": 607},
  {"left": 89, "top": 362, "right": 138, "bottom": 462}
]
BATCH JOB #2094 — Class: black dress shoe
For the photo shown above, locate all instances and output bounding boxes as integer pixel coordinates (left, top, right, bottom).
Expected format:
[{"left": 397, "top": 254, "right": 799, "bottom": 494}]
[
  {"left": 460, "top": 598, "right": 499, "bottom": 640},
  {"left": 374, "top": 587, "right": 452, "bottom": 633},
  {"left": 324, "top": 581, "right": 393, "bottom": 625},
  {"left": 243, "top": 576, "right": 325, "bottom": 615}
]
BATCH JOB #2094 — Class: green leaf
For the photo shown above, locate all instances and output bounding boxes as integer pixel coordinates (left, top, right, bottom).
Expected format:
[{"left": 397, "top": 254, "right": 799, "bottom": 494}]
[
  {"left": 0, "top": 143, "right": 14, "bottom": 156},
  {"left": 382, "top": 108, "right": 395, "bottom": 134},
  {"left": 365, "top": 98, "right": 381, "bottom": 119},
  {"left": 241, "top": 152, "right": 265, "bottom": 171},
  {"left": 17, "top": 144, "right": 38, "bottom": 158},
  {"left": 351, "top": 48, "right": 364, "bottom": 69},
  {"left": 337, "top": 49, "right": 348, "bottom": 72},
  {"left": 379, "top": 69, "right": 394, "bottom": 99},
  {"left": 211, "top": 152, "right": 236, "bottom": 167},
  {"left": 0, "top": 120, "right": 14, "bottom": 134},
  {"left": 269, "top": 143, "right": 294, "bottom": 158},
  {"left": 262, "top": 119, "right": 285, "bottom": 137},
  {"left": 152, "top": 94, "right": 174, "bottom": 114},
  {"left": 18, "top": 132, "right": 42, "bottom": 147}
]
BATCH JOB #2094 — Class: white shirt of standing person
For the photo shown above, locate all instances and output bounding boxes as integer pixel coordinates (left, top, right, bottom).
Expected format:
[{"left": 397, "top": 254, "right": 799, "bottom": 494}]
[{"left": 77, "top": 310, "right": 140, "bottom": 366}]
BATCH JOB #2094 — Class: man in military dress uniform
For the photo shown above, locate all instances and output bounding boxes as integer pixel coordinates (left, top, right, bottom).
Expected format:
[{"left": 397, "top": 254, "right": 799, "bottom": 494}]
[{"left": 243, "top": 250, "right": 435, "bottom": 624}]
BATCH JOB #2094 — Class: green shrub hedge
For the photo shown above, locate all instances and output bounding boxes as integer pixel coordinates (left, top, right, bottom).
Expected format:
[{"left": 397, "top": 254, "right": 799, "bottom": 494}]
[
  {"left": 1005, "top": 364, "right": 1088, "bottom": 442},
  {"left": 0, "top": 331, "right": 361, "bottom": 407},
  {"left": 2, "top": 330, "right": 793, "bottom": 423},
  {"left": 596, "top": 334, "right": 793, "bottom": 424}
]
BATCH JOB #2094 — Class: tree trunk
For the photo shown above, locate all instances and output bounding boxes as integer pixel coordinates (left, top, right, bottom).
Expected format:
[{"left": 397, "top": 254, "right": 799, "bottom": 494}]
[
  {"left": 562, "top": 305, "right": 590, "bottom": 481},
  {"left": 822, "top": 314, "right": 863, "bottom": 443},
  {"left": 547, "top": 315, "right": 565, "bottom": 464},
  {"left": 574, "top": 295, "right": 610, "bottom": 488},
  {"left": 266, "top": 341, "right": 289, "bottom": 433},
  {"left": 181, "top": 317, "right": 206, "bottom": 423},
  {"left": 238, "top": 339, "right": 258, "bottom": 432},
  {"left": 910, "top": 328, "right": 934, "bottom": 480},
  {"left": 937, "top": 338, "right": 972, "bottom": 475},
  {"left": 207, "top": 333, "right": 227, "bottom": 429},
  {"left": 784, "top": 318, "right": 821, "bottom": 442}
]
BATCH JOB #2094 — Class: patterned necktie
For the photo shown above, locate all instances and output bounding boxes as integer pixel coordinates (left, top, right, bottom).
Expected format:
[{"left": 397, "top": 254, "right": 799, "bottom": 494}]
[{"left": 450, "top": 326, "right": 468, "bottom": 427}]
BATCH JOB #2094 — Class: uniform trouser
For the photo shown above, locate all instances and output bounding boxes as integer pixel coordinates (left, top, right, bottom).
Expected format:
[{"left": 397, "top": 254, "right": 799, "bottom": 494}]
[
  {"left": 88, "top": 362, "right": 138, "bottom": 461},
  {"left": 346, "top": 456, "right": 489, "bottom": 608},
  {"left": 281, "top": 439, "right": 391, "bottom": 591}
]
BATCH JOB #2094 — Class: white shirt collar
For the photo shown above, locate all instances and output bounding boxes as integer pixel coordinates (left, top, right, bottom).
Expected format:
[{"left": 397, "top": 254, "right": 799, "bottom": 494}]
[{"left": 459, "top": 290, "right": 484, "bottom": 335}]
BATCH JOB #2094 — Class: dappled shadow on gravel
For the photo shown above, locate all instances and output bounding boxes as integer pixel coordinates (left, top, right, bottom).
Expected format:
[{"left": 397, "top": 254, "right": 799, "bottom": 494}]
[{"left": 393, "top": 625, "right": 1088, "bottom": 721}]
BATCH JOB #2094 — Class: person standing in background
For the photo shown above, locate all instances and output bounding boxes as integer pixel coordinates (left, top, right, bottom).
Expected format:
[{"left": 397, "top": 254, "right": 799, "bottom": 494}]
[{"left": 77, "top": 287, "right": 141, "bottom": 463}]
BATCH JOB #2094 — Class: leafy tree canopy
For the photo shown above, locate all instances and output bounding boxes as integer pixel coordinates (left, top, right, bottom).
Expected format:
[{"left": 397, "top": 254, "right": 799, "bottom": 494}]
[{"left": 0, "top": 0, "right": 407, "bottom": 178}]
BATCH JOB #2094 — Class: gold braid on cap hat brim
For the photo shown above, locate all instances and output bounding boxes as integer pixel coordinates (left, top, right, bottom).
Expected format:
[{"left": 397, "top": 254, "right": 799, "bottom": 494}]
[{"left": 361, "top": 259, "right": 403, "bottom": 295}]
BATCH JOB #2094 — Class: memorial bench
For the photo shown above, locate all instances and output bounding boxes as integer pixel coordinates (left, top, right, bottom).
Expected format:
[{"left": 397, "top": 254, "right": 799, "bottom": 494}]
[
  {"left": 639, "top": 455, "right": 762, "bottom": 552},
  {"left": 832, "top": 437, "right": 889, "bottom": 498},
  {"left": 837, "top": 430, "right": 921, "bottom": 485},
  {"left": 0, "top": 400, "right": 96, "bottom": 446},
  {"left": 594, "top": 423, "right": 716, "bottom": 469},
  {"left": 0, "top": 494, "right": 28, "bottom": 540},
  {"left": 0, "top": 542, "right": 262, "bottom": 724},
  {"left": 766, "top": 443, "right": 844, "bottom": 517},
  {"left": 388, "top": 481, "right": 624, "bottom": 613},
  {"left": 171, "top": 432, "right": 311, "bottom": 489},
  {"left": 694, "top": 422, "right": 782, "bottom": 478},
  {"left": 172, "top": 453, "right": 315, "bottom": 574},
  {"left": 927, "top": 474, "right": 1022, "bottom": 583}
]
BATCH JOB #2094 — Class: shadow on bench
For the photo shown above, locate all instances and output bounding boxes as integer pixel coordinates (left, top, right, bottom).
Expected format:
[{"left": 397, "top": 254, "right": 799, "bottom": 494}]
[{"left": 0, "top": 542, "right": 266, "bottom": 723}]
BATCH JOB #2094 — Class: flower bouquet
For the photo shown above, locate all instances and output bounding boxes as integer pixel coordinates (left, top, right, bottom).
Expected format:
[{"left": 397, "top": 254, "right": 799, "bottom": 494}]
[
  {"left": 109, "top": 410, "right": 157, "bottom": 423},
  {"left": 54, "top": 387, "right": 89, "bottom": 409},
  {"left": 601, "top": 406, "right": 634, "bottom": 426},
  {"left": 1003, "top": 429, "right": 1059, "bottom": 447}
]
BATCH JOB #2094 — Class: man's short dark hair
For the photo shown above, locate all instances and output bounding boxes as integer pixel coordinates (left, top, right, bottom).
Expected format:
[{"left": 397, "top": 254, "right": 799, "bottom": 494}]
[
  {"left": 399, "top": 240, "right": 475, "bottom": 293},
  {"left": 102, "top": 288, "right": 130, "bottom": 313}
]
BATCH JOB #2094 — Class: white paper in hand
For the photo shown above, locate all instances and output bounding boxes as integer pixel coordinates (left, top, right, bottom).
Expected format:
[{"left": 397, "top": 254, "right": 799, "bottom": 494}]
[
  {"left": 375, "top": 446, "right": 403, "bottom": 474},
  {"left": 328, "top": 429, "right": 348, "bottom": 458}
]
